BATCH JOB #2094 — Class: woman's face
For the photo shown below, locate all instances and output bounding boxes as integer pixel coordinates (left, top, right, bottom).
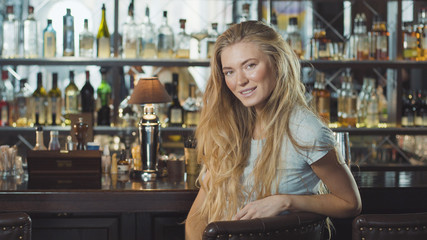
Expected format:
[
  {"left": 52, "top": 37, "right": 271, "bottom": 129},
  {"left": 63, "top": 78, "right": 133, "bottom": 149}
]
[{"left": 221, "top": 41, "right": 276, "bottom": 113}]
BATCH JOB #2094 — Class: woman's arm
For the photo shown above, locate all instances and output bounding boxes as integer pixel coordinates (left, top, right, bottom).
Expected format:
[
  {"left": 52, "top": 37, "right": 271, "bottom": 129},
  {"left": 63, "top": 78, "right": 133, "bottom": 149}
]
[
  {"left": 185, "top": 173, "right": 209, "bottom": 240},
  {"left": 233, "top": 150, "right": 362, "bottom": 220}
]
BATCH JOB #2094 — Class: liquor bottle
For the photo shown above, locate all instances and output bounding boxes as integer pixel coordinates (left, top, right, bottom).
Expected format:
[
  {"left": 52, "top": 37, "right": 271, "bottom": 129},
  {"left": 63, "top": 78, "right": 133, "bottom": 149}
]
[
  {"left": 33, "top": 127, "right": 47, "bottom": 150},
  {"left": 401, "top": 90, "right": 415, "bottom": 127},
  {"left": 0, "top": 70, "right": 13, "bottom": 126},
  {"left": 15, "top": 79, "right": 32, "bottom": 127},
  {"left": 419, "top": 9, "right": 427, "bottom": 60},
  {"left": 64, "top": 71, "right": 79, "bottom": 124},
  {"left": 23, "top": 6, "right": 38, "bottom": 58},
  {"left": 168, "top": 73, "right": 184, "bottom": 127},
  {"left": 32, "top": 72, "right": 48, "bottom": 126},
  {"left": 183, "top": 83, "right": 200, "bottom": 127},
  {"left": 403, "top": 22, "right": 418, "bottom": 60},
  {"left": 375, "top": 17, "right": 389, "bottom": 60},
  {"left": 123, "top": 1, "right": 138, "bottom": 58},
  {"left": 48, "top": 130, "right": 60, "bottom": 150},
  {"left": 286, "top": 17, "right": 303, "bottom": 59},
  {"left": 175, "top": 19, "right": 191, "bottom": 59},
  {"left": 62, "top": 9, "right": 75, "bottom": 56},
  {"left": 0, "top": 77, "right": 9, "bottom": 126},
  {"left": 238, "top": 3, "right": 250, "bottom": 23},
  {"left": 311, "top": 23, "right": 332, "bottom": 60},
  {"left": 356, "top": 13, "right": 370, "bottom": 60},
  {"left": 79, "top": 19, "right": 94, "bottom": 57},
  {"left": 2, "top": 6, "right": 19, "bottom": 58},
  {"left": 369, "top": 15, "right": 379, "bottom": 60},
  {"left": 157, "top": 11, "right": 174, "bottom": 59},
  {"left": 97, "top": 4, "right": 110, "bottom": 58},
  {"left": 415, "top": 90, "right": 424, "bottom": 127},
  {"left": 377, "top": 85, "right": 388, "bottom": 124},
  {"left": 206, "top": 23, "right": 219, "bottom": 59},
  {"left": 97, "top": 67, "right": 112, "bottom": 126},
  {"left": 118, "top": 75, "right": 138, "bottom": 127},
  {"left": 138, "top": 5, "right": 157, "bottom": 58},
  {"left": 43, "top": 19, "right": 57, "bottom": 58},
  {"left": 365, "top": 78, "right": 379, "bottom": 128},
  {"left": 117, "top": 149, "right": 130, "bottom": 174},
  {"left": 47, "top": 73, "right": 62, "bottom": 126},
  {"left": 312, "top": 72, "right": 330, "bottom": 124},
  {"left": 80, "top": 70, "right": 95, "bottom": 114}
]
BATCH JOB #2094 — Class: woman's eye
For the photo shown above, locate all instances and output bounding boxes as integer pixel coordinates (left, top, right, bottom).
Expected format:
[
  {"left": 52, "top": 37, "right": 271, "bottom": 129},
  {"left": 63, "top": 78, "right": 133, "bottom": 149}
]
[
  {"left": 246, "top": 63, "right": 256, "bottom": 69},
  {"left": 224, "top": 71, "right": 233, "bottom": 76}
]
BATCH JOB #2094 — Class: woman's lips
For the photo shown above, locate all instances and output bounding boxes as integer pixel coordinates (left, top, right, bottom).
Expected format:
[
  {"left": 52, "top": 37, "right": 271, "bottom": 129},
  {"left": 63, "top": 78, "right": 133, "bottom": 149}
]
[{"left": 239, "top": 87, "right": 256, "bottom": 97}]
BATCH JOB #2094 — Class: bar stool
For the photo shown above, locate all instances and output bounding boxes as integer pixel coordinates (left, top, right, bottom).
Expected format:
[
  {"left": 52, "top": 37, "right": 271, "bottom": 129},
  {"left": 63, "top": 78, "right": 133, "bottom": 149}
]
[
  {"left": 352, "top": 212, "right": 427, "bottom": 240},
  {"left": 0, "top": 212, "right": 31, "bottom": 240},
  {"left": 202, "top": 212, "right": 326, "bottom": 240}
]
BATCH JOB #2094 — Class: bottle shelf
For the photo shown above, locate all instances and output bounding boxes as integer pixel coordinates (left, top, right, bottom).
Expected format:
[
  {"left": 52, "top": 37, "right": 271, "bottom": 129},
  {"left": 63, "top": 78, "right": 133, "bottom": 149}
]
[
  {"left": 2, "top": 58, "right": 427, "bottom": 69},
  {"left": 0, "top": 126, "right": 425, "bottom": 135},
  {"left": 0, "top": 57, "right": 210, "bottom": 67}
]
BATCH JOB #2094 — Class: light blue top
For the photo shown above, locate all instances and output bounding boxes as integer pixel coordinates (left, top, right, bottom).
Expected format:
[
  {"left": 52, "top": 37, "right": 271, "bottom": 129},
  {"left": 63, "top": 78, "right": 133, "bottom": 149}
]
[{"left": 242, "top": 107, "right": 337, "bottom": 201}]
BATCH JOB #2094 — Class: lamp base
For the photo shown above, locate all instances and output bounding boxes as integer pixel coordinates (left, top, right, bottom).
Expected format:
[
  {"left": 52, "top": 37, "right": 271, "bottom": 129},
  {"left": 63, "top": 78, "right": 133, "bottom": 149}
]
[{"left": 141, "top": 171, "right": 157, "bottom": 181}]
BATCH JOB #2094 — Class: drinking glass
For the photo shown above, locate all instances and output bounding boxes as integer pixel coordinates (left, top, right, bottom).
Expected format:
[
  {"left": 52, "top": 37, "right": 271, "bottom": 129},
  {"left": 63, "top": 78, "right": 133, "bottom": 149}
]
[{"left": 334, "top": 132, "right": 351, "bottom": 166}]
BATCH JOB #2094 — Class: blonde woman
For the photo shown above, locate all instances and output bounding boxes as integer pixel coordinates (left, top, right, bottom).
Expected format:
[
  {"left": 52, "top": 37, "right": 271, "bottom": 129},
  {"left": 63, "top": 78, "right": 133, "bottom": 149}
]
[{"left": 185, "top": 21, "right": 361, "bottom": 239}]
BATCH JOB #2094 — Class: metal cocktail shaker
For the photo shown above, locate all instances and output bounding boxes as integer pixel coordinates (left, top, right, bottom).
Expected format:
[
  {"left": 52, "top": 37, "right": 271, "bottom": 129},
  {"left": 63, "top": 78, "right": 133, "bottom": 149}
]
[{"left": 138, "top": 105, "right": 159, "bottom": 181}]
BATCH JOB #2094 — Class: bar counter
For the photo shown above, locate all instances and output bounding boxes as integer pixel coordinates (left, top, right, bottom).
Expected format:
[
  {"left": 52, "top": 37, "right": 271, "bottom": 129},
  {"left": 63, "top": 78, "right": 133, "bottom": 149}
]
[{"left": 0, "top": 170, "right": 426, "bottom": 240}]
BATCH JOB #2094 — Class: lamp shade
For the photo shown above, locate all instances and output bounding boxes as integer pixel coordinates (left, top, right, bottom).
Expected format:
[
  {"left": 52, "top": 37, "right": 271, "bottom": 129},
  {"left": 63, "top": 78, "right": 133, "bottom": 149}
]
[{"left": 128, "top": 77, "right": 172, "bottom": 104}]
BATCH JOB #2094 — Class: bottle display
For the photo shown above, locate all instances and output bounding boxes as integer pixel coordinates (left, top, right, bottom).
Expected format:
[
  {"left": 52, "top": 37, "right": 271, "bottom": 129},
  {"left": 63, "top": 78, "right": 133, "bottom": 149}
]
[
  {"left": 2, "top": 6, "right": 19, "bottom": 58},
  {"left": 33, "top": 127, "right": 47, "bottom": 150},
  {"left": 168, "top": 73, "right": 184, "bottom": 127},
  {"left": 63, "top": 8, "right": 75, "bottom": 56},
  {"left": 157, "top": 11, "right": 174, "bottom": 59},
  {"left": 97, "top": 67, "right": 112, "bottom": 126},
  {"left": 123, "top": 1, "right": 138, "bottom": 58},
  {"left": 374, "top": 16, "right": 389, "bottom": 60},
  {"left": 47, "top": 73, "right": 62, "bottom": 126},
  {"left": 138, "top": 5, "right": 157, "bottom": 58},
  {"left": 79, "top": 19, "right": 94, "bottom": 57},
  {"left": 312, "top": 71, "right": 330, "bottom": 124},
  {"left": 48, "top": 130, "right": 60, "bottom": 150},
  {"left": 286, "top": 17, "right": 303, "bottom": 58},
  {"left": 97, "top": 4, "right": 110, "bottom": 58},
  {"left": 43, "top": 19, "right": 57, "bottom": 58},
  {"left": 64, "top": 70, "right": 79, "bottom": 123},
  {"left": 32, "top": 72, "right": 47, "bottom": 126},
  {"left": 175, "top": 19, "right": 191, "bottom": 59},
  {"left": 81, "top": 70, "right": 95, "bottom": 114},
  {"left": 183, "top": 83, "right": 200, "bottom": 127},
  {"left": 23, "top": 6, "right": 38, "bottom": 58}
]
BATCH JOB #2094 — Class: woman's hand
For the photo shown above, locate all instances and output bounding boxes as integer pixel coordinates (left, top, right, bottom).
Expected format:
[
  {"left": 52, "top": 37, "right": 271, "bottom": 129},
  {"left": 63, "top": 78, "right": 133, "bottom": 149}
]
[{"left": 233, "top": 195, "right": 290, "bottom": 220}]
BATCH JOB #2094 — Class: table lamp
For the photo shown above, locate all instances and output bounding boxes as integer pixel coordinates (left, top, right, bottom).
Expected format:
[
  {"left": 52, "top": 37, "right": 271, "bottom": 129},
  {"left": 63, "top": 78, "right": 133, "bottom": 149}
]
[{"left": 128, "top": 77, "right": 172, "bottom": 181}]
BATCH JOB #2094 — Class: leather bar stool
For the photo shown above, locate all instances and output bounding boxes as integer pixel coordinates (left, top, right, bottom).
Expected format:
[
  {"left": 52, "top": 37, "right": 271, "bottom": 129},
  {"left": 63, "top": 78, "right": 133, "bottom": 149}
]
[
  {"left": 0, "top": 212, "right": 31, "bottom": 240},
  {"left": 202, "top": 212, "right": 326, "bottom": 240},
  {"left": 352, "top": 212, "right": 427, "bottom": 240}
]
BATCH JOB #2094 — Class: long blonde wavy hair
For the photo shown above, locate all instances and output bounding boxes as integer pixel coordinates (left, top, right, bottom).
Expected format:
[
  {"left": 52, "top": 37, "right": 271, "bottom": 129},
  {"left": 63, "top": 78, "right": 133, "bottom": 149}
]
[{"left": 195, "top": 21, "right": 316, "bottom": 223}]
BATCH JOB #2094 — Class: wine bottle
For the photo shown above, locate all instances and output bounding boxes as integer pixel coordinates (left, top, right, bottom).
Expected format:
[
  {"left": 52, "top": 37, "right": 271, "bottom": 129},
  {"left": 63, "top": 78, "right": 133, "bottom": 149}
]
[
  {"left": 47, "top": 73, "right": 62, "bottom": 125},
  {"left": 43, "top": 19, "right": 57, "bottom": 58},
  {"left": 63, "top": 8, "right": 75, "bottom": 56},
  {"left": 168, "top": 73, "right": 184, "bottom": 127},
  {"left": 97, "top": 67, "right": 112, "bottom": 126},
  {"left": 64, "top": 71, "right": 79, "bottom": 124},
  {"left": 15, "top": 79, "right": 31, "bottom": 127},
  {"left": 97, "top": 4, "right": 110, "bottom": 58},
  {"left": 32, "top": 72, "right": 47, "bottom": 126},
  {"left": 81, "top": 70, "right": 95, "bottom": 114},
  {"left": 23, "top": 6, "right": 38, "bottom": 58}
]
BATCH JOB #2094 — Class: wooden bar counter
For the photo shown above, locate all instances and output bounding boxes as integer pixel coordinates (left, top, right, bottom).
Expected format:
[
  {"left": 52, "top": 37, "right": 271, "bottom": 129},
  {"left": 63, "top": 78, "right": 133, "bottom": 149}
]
[{"left": 1, "top": 170, "right": 427, "bottom": 240}]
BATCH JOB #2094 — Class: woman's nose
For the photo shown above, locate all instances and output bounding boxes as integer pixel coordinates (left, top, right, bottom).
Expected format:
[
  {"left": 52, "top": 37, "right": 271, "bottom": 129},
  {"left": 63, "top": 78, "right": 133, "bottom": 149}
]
[{"left": 236, "top": 71, "right": 249, "bottom": 86}]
